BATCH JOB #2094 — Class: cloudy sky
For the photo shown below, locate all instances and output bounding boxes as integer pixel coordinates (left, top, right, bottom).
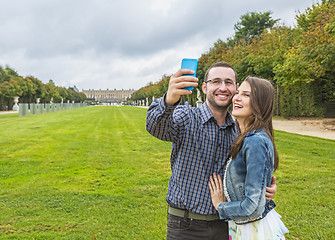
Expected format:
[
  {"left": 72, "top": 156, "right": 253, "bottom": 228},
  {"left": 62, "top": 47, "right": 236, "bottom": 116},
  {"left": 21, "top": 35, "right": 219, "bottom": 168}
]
[{"left": 0, "top": 0, "right": 319, "bottom": 91}]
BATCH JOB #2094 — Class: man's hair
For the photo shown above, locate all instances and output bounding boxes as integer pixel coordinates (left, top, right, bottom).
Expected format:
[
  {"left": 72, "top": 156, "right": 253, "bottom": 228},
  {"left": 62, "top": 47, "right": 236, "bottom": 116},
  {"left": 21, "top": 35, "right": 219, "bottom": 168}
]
[{"left": 204, "top": 62, "right": 238, "bottom": 83}]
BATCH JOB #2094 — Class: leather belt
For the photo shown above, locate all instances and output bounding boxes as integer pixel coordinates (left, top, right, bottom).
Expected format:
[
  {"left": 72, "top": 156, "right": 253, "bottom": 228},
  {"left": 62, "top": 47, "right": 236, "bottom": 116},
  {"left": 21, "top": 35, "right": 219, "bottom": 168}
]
[{"left": 168, "top": 206, "right": 220, "bottom": 221}]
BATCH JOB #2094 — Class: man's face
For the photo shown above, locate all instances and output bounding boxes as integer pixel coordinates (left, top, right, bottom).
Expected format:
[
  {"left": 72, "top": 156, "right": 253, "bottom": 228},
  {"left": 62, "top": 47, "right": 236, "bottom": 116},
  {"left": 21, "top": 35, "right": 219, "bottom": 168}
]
[{"left": 202, "top": 67, "right": 237, "bottom": 111}]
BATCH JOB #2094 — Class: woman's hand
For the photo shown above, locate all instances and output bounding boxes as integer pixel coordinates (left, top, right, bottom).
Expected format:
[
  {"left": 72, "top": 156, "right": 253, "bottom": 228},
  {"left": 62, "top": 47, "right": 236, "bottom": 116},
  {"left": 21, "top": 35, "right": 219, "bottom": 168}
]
[
  {"left": 208, "top": 173, "right": 226, "bottom": 210},
  {"left": 265, "top": 176, "right": 277, "bottom": 201}
]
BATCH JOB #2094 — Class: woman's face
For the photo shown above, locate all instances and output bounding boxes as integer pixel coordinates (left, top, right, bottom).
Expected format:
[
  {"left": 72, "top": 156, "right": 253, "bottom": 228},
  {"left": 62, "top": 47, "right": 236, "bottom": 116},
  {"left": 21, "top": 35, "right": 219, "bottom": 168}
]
[{"left": 232, "top": 81, "right": 252, "bottom": 121}]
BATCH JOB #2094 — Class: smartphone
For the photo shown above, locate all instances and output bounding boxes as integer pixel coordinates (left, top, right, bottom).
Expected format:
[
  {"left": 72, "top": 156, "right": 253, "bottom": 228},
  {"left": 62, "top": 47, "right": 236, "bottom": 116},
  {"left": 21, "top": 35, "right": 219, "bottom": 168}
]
[{"left": 181, "top": 58, "right": 198, "bottom": 90}]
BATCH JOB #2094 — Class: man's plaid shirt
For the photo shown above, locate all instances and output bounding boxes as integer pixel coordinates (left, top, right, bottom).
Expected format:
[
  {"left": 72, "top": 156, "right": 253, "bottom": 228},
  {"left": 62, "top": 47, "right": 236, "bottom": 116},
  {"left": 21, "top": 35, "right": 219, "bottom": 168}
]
[{"left": 146, "top": 95, "right": 238, "bottom": 215}]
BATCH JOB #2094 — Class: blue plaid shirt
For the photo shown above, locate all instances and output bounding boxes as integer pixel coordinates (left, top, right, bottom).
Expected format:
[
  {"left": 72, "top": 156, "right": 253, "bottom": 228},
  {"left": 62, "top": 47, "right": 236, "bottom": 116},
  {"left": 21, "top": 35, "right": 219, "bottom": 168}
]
[{"left": 146, "top": 95, "right": 238, "bottom": 215}]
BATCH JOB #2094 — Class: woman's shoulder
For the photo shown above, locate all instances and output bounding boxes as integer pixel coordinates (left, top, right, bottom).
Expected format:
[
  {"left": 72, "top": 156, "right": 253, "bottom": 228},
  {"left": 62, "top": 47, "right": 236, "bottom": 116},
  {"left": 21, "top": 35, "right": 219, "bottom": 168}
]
[
  {"left": 246, "top": 129, "right": 269, "bottom": 138},
  {"left": 244, "top": 129, "right": 271, "bottom": 146}
]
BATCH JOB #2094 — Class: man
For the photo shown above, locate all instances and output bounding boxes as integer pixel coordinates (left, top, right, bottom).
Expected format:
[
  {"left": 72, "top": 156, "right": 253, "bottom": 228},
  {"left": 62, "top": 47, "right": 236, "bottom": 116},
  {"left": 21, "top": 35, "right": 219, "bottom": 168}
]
[{"left": 146, "top": 62, "right": 277, "bottom": 240}]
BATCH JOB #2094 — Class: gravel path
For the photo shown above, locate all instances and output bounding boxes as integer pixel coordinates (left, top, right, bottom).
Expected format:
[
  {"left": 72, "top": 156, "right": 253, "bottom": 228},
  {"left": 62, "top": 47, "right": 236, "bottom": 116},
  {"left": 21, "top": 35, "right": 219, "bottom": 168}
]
[
  {"left": 273, "top": 119, "right": 334, "bottom": 140},
  {"left": 0, "top": 110, "right": 18, "bottom": 114}
]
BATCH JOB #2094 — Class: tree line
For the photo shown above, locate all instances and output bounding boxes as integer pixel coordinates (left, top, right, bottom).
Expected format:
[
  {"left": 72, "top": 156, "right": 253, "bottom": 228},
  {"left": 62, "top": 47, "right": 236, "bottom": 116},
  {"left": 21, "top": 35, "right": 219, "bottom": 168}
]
[
  {"left": 0, "top": 66, "right": 86, "bottom": 111},
  {"left": 131, "top": 0, "right": 335, "bottom": 117}
]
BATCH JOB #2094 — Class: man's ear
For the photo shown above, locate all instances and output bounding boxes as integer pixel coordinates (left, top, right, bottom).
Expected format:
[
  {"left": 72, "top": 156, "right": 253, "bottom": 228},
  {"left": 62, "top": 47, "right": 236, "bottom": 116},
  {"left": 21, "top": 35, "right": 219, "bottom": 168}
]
[{"left": 202, "top": 82, "right": 207, "bottom": 95}]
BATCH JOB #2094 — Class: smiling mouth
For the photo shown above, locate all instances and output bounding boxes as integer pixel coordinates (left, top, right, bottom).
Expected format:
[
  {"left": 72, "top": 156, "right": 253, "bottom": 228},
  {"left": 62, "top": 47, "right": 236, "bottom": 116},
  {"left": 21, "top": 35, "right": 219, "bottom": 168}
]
[
  {"left": 215, "top": 93, "right": 229, "bottom": 99},
  {"left": 234, "top": 103, "right": 243, "bottom": 109}
]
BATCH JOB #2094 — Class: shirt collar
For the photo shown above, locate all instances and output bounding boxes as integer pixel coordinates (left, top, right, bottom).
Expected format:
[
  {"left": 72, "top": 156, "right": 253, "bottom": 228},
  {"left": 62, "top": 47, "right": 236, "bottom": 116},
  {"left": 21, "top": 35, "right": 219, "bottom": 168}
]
[
  {"left": 199, "top": 102, "right": 213, "bottom": 124},
  {"left": 199, "top": 102, "right": 236, "bottom": 128}
]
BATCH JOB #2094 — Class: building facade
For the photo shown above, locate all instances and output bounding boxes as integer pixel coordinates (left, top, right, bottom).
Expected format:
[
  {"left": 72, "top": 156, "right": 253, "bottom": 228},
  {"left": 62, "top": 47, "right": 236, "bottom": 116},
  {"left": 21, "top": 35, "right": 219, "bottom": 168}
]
[{"left": 82, "top": 89, "right": 135, "bottom": 103}]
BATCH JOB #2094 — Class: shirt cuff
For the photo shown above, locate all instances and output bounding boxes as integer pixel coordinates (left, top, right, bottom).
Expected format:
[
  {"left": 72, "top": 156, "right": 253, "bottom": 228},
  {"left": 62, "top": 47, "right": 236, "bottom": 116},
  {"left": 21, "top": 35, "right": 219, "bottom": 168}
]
[{"left": 161, "top": 93, "right": 181, "bottom": 113}]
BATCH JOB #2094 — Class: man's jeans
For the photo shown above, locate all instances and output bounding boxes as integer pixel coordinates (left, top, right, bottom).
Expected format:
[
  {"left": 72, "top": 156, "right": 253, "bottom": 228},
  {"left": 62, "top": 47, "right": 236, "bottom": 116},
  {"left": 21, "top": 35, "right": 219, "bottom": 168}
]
[{"left": 167, "top": 213, "right": 229, "bottom": 240}]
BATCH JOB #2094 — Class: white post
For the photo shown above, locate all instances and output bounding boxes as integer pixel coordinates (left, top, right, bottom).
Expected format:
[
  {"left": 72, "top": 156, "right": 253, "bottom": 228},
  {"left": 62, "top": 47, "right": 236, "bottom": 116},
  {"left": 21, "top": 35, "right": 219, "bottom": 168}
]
[
  {"left": 13, "top": 96, "right": 19, "bottom": 111},
  {"left": 196, "top": 89, "right": 203, "bottom": 108}
]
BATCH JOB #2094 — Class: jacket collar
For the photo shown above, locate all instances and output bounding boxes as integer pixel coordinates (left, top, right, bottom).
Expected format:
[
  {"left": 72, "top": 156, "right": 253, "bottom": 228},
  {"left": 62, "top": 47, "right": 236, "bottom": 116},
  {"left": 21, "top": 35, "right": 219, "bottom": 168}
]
[{"left": 246, "top": 128, "right": 266, "bottom": 137}]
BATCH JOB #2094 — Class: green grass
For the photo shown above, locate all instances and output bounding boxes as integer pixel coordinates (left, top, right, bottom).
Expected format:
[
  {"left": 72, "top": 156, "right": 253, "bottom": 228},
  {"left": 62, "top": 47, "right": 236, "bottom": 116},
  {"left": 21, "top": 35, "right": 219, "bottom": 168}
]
[
  {"left": 273, "top": 130, "right": 335, "bottom": 239},
  {"left": 0, "top": 106, "right": 334, "bottom": 239},
  {"left": 0, "top": 107, "right": 171, "bottom": 239}
]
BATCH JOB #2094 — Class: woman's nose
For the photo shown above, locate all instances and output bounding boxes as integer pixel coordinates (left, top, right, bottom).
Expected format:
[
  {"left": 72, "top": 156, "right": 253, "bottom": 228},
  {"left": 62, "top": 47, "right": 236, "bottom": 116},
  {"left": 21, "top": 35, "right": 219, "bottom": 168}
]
[{"left": 233, "top": 94, "right": 241, "bottom": 101}]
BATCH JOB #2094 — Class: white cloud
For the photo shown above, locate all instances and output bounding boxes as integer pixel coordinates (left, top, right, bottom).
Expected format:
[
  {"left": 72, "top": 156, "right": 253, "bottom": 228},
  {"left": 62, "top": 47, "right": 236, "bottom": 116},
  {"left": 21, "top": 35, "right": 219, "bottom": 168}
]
[{"left": 0, "top": 0, "right": 320, "bottom": 90}]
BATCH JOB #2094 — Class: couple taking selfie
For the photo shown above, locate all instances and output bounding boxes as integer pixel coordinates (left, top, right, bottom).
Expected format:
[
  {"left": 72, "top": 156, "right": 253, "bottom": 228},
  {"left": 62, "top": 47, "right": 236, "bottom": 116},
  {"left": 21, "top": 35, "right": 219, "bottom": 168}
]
[{"left": 146, "top": 60, "right": 289, "bottom": 240}]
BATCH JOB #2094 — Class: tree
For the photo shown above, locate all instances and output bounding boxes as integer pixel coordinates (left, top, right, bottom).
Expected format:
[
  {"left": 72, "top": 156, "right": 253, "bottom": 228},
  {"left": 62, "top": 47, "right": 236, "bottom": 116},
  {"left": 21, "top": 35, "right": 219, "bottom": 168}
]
[
  {"left": 131, "top": 75, "right": 170, "bottom": 103},
  {"left": 5, "top": 66, "right": 19, "bottom": 77},
  {"left": 0, "top": 79, "right": 22, "bottom": 98},
  {"left": 45, "top": 80, "right": 61, "bottom": 103},
  {"left": 0, "top": 66, "right": 10, "bottom": 84},
  {"left": 29, "top": 76, "right": 47, "bottom": 101},
  {"left": 122, "top": 3, "right": 333, "bottom": 117},
  {"left": 57, "top": 86, "right": 69, "bottom": 102},
  {"left": 242, "top": 26, "right": 298, "bottom": 80},
  {"left": 231, "top": 11, "right": 279, "bottom": 45},
  {"left": 18, "top": 76, "right": 36, "bottom": 103},
  {"left": 274, "top": 1, "right": 335, "bottom": 102},
  {"left": 0, "top": 79, "right": 23, "bottom": 110}
]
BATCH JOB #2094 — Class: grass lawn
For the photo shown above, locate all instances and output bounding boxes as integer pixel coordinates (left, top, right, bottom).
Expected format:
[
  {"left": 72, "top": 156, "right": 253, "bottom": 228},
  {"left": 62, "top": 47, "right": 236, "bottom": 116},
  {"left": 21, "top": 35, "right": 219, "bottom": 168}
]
[{"left": 0, "top": 106, "right": 334, "bottom": 239}]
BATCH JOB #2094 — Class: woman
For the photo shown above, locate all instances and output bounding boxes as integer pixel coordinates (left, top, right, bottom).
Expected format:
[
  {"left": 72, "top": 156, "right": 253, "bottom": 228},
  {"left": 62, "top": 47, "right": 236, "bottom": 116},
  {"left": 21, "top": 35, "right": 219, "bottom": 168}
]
[{"left": 208, "top": 76, "right": 288, "bottom": 239}]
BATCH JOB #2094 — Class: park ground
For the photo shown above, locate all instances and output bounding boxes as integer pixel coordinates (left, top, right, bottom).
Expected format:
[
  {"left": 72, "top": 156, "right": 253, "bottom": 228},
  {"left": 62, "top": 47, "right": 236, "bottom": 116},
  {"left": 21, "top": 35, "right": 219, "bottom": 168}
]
[
  {"left": 1, "top": 110, "right": 334, "bottom": 140},
  {"left": 0, "top": 106, "right": 334, "bottom": 239}
]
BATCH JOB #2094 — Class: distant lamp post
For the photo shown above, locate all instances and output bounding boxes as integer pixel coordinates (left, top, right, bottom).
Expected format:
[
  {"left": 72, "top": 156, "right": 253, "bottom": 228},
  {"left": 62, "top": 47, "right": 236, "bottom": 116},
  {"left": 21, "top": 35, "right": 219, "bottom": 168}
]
[{"left": 13, "top": 96, "right": 19, "bottom": 111}]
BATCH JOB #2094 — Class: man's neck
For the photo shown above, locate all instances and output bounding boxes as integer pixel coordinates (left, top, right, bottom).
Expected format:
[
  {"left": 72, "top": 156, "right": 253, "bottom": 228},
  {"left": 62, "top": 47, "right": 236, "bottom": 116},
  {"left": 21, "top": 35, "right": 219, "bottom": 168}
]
[{"left": 206, "top": 101, "right": 229, "bottom": 127}]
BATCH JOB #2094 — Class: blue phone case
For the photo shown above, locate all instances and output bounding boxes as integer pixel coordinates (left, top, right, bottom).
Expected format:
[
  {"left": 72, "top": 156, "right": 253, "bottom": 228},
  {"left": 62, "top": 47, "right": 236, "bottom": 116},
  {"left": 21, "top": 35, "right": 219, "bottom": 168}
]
[{"left": 181, "top": 58, "right": 198, "bottom": 90}]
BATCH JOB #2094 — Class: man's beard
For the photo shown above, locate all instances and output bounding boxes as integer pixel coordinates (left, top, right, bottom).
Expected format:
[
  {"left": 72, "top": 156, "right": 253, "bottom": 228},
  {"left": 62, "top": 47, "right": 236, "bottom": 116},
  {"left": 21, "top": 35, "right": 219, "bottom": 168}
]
[{"left": 206, "top": 93, "right": 232, "bottom": 112}]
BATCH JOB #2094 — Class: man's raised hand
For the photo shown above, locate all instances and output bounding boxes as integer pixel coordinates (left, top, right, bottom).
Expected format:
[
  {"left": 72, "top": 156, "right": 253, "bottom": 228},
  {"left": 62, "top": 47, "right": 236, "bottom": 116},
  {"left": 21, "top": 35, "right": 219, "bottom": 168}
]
[{"left": 165, "top": 69, "right": 198, "bottom": 106}]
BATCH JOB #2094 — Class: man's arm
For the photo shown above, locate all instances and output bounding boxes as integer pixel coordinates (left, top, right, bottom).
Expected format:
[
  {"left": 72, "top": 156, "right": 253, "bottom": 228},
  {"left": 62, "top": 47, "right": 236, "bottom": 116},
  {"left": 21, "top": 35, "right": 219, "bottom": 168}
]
[
  {"left": 145, "top": 94, "right": 177, "bottom": 141},
  {"left": 145, "top": 69, "right": 198, "bottom": 141},
  {"left": 265, "top": 176, "right": 277, "bottom": 201}
]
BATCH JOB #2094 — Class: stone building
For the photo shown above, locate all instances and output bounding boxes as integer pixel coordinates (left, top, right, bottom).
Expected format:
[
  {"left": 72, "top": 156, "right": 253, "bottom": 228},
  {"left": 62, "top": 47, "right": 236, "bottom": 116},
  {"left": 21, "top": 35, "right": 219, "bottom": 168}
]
[{"left": 82, "top": 89, "right": 135, "bottom": 103}]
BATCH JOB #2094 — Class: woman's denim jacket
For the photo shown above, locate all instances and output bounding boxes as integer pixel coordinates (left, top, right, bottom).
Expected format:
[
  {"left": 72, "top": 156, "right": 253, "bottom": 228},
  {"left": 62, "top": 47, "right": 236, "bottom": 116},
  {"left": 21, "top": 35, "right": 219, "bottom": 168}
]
[{"left": 217, "top": 129, "right": 276, "bottom": 224}]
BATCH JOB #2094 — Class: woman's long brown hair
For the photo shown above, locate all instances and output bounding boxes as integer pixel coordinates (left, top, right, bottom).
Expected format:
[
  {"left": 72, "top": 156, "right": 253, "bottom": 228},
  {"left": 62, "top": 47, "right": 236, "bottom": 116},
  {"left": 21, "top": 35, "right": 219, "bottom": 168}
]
[{"left": 229, "top": 76, "right": 279, "bottom": 171}]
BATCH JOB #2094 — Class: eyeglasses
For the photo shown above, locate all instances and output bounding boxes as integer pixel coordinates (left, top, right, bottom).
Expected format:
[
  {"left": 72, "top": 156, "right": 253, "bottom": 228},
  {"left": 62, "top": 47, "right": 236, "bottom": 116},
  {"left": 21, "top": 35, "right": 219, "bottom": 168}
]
[{"left": 205, "top": 78, "right": 235, "bottom": 86}]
